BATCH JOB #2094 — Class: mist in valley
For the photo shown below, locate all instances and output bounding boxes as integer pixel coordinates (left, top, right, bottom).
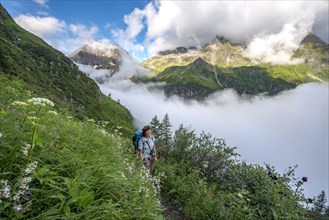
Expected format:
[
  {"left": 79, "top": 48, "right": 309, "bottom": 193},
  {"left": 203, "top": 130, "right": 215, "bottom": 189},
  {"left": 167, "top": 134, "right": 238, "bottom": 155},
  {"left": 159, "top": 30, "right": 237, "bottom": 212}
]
[{"left": 78, "top": 63, "right": 328, "bottom": 202}]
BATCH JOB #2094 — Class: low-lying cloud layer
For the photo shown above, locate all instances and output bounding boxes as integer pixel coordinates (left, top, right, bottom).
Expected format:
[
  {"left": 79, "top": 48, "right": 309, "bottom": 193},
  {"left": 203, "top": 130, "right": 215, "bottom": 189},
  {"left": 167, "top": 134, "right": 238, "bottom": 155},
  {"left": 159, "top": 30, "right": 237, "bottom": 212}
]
[{"left": 78, "top": 65, "right": 328, "bottom": 201}]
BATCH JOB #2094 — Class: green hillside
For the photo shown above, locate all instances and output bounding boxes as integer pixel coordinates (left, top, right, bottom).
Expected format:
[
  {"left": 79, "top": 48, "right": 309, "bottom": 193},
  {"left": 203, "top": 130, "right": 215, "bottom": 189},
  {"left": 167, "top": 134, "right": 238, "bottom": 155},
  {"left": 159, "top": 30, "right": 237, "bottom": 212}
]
[
  {"left": 155, "top": 58, "right": 221, "bottom": 99},
  {"left": 0, "top": 4, "right": 133, "bottom": 135},
  {"left": 143, "top": 34, "right": 328, "bottom": 100},
  {"left": 155, "top": 58, "right": 297, "bottom": 100},
  {"left": 0, "top": 74, "right": 164, "bottom": 219}
]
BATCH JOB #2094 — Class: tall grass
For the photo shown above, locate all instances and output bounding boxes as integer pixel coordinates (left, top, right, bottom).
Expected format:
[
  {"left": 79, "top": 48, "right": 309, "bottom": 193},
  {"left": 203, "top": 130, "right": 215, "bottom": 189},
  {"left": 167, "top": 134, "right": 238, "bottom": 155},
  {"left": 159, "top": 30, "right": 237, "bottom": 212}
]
[{"left": 0, "top": 79, "right": 164, "bottom": 219}]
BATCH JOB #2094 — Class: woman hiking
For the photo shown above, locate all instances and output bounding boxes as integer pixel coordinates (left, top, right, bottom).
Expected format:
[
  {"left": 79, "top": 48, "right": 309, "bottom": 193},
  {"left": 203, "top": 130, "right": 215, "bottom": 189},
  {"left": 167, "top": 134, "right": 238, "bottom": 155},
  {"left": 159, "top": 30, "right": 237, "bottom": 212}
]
[{"left": 138, "top": 125, "right": 157, "bottom": 173}]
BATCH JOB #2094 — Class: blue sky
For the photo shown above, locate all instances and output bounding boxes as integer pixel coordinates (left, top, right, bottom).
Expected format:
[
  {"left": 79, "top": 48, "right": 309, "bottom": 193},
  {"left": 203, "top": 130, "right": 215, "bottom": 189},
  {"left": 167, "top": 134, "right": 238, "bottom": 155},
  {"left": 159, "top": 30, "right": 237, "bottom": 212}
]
[{"left": 1, "top": 0, "right": 328, "bottom": 61}]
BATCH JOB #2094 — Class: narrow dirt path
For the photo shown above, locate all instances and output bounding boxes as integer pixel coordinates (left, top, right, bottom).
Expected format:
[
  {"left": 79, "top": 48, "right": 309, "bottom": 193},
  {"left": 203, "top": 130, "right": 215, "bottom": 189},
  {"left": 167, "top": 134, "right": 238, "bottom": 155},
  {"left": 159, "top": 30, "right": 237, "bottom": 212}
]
[{"left": 161, "top": 193, "right": 188, "bottom": 220}]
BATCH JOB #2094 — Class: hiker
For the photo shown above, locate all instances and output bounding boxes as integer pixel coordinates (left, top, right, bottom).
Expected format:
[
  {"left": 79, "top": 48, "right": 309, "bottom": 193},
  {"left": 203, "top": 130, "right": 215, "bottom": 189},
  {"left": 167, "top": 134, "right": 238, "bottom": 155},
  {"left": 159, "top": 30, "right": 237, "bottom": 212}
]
[{"left": 139, "top": 125, "right": 157, "bottom": 172}]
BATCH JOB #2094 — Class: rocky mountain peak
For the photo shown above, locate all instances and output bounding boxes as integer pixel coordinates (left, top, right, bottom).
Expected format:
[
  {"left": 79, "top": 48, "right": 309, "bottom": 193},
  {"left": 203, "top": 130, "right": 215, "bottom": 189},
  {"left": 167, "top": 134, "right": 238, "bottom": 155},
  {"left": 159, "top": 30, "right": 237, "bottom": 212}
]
[
  {"left": 192, "top": 57, "right": 210, "bottom": 66},
  {"left": 300, "top": 33, "right": 328, "bottom": 48},
  {"left": 68, "top": 42, "right": 121, "bottom": 74},
  {"left": 158, "top": 46, "right": 197, "bottom": 55}
]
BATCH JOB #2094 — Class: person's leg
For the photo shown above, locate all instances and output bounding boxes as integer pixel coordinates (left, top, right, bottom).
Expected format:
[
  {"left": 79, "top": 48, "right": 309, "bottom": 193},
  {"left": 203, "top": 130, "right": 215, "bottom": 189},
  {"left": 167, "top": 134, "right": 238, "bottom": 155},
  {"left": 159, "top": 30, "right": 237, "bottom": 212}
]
[{"left": 143, "top": 158, "right": 151, "bottom": 173}]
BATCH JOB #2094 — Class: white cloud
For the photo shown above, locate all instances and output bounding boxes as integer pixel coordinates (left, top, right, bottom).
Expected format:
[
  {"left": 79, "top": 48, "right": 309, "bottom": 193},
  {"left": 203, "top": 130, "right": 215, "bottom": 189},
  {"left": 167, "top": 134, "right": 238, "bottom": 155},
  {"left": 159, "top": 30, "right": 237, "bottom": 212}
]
[
  {"left": 14, "top": 14, "right": 101, "bottom": 55},
  {"left": 123, "top": 8, "right": 145, "bottom": 39},
  {"left": 15, "top": 15, "right": 66, "bottom": 37},
  {"left": 111, "top": 7, "right": 147, "bottom": 61},
  {"left": 243, "top": 21, "right": 311, "bottom": 65},
  {"left": 33, "top": 0, "right": 48, "bottom": 6},
  {"left": 113, "top": 0, "right": 327, "bottom": 58},
  {"left": 69, "top": 24, "right": 98, "bottom": 41},
  {"left": 44, "top": 24, "right": 99, "bottom": 55},
  {"left": 145, "top": 1, "right": 328, "bottom": 54}
]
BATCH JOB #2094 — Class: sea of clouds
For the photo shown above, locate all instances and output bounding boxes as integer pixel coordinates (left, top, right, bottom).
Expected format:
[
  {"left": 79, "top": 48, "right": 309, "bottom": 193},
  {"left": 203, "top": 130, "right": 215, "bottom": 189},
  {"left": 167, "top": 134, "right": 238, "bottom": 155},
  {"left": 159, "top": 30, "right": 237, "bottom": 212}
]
[{"left": 78, "top": 63, "right": 329, "bottom": 201}]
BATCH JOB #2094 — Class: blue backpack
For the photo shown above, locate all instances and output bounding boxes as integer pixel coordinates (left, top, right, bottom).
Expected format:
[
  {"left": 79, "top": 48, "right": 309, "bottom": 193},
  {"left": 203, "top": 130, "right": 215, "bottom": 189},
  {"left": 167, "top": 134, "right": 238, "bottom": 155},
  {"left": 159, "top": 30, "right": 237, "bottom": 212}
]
[{"left": 132, "top": 130, "right": 142, "bottom": 154}]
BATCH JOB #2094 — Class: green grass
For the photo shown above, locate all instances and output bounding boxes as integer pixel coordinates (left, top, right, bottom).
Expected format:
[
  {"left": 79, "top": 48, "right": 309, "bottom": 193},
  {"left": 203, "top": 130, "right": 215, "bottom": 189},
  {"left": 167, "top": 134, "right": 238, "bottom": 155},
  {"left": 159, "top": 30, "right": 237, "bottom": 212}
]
[{"left": 0, "top": 78, "right": 164, "bottom": 219}]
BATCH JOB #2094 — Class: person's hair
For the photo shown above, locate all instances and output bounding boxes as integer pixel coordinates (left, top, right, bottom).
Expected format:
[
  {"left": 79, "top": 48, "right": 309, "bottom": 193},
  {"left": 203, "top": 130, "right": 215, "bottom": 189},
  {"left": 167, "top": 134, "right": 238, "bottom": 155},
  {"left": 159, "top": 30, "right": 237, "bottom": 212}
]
[{"left": 142, "top": 125, "right": 152, "bottom": 137}]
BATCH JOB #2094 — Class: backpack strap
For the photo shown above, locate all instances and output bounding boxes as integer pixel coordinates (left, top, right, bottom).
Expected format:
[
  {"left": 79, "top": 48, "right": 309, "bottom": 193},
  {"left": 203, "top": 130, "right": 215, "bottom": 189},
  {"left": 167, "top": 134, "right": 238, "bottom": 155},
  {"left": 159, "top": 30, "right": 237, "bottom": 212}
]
[{"left": 140, "top": 138, "right": 152, "bottom": 152}]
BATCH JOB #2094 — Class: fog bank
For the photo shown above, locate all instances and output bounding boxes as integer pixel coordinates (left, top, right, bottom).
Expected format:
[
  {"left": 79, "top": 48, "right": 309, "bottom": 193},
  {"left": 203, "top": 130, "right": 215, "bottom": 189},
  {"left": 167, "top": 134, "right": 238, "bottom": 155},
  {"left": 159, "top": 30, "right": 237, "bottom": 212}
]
[{"left": 79, "top": 64, "right": 328, "bottom": 201}]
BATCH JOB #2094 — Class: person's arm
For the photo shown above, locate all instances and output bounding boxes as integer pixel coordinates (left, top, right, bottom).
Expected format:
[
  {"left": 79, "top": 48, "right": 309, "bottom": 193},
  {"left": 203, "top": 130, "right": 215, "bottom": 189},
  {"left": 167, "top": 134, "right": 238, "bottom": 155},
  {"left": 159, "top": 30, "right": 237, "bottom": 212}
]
[
  {"left": 153, "top": 138, "right": 157, "bottom": 161},
  {"left": 153, "top": 145, "right": 157, "bottom": 161}
]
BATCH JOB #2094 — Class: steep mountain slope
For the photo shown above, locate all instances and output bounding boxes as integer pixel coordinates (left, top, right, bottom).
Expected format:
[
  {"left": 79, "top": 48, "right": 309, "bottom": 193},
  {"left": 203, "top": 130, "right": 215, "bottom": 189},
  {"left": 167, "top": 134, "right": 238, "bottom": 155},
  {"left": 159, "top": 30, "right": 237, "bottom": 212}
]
[
  {"left": 0, "top": 4, "right": 134, "bottom": 134},
  {"left": 293, "top": 33, "right": 329, "bottom": 81},
  {"left": 143, "top": 34, "right": 328, "bottom": 100},
  {"left": 155, "top": 57, "right": 221, "bottom": 99},
  {"left": 156, "top": 58, "right": 296, "bottom": 100}
]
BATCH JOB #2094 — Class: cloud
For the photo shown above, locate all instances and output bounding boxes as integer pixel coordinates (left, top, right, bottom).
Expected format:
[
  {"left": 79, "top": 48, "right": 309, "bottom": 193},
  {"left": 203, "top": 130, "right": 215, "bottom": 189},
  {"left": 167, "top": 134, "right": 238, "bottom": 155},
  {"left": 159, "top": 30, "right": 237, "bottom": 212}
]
[
  {"left": 32, "top": 0, "right": 48, "bottom": 6},
  {"left": 243, "top": 21, "right": 311, "bottom": 65},
  {"left": 145, "top": 1, "right": 328, "bottom": 54},
  {"left": 14, "top": 14, "right": 100, "bottom": 55},
  {"left": 79, "top": 63, "right": 329, "bottom": 201},
  {"left": 113, "top": 0, "right": 327, "bottom": 60},
  {"left": 111, "top": 7, "right": 148, "bottom": 61},
  {"left": 15, "top": 15, "right": 66, "bottom": 37},
  {"left": 69, "top": 24, "right": 98, "bottom": 41}
]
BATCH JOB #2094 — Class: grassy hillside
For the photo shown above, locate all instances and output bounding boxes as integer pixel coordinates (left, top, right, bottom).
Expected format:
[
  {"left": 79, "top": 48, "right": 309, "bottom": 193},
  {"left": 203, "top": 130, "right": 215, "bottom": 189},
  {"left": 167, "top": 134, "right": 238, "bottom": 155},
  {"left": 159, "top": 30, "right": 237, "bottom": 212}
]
[
  {"left": 155, "top": 58, "right": 221, "bottom": 99},
  {"left": 154, "top": 58, "right": 296, "bottom": 100},
  {"left": 0, "top": 75, "right": 164, "bottom": 219},
  {"left": 0, "top": 4, "right": 134, "bottom": 135}
]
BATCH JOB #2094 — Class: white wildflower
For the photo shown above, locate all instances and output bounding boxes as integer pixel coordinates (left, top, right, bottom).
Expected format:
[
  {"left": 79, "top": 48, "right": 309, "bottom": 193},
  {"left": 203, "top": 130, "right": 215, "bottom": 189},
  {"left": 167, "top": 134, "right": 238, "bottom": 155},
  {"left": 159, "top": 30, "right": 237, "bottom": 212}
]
[
  {"left": 11, "top": 101, "right": 28, "bottom": 106},
  {"left": 47, "top": 111, "right": 58, "bottom": 115},
  {"left": 28, "top": 97, "right": 54, "bottom": 107},
  {"left": 22, "top": 144, "right": 31, "bottom": 156},
  {"left": 3, "top": 187, "right": 11, "bottom": 198},
  {"left": 1, "top": 182, "right": 11, "bottom": 199},
  {"left": 99, "top": 129, "right": 108, "bottom": 136},
  {"left": 27, "top": 116, "right": 38, "bottom": 121},
  {"left": 0, "top": 132, "right": 2, "bottom": 138},
  {"left": 20, "top": 177, "right": 32, "bottom": 190},
  {"left": 13, "top": 190, "right": 24, "bottom": 201},
  {"left": 24, "top": 161, "right": 38, "bottom": 175},
  {"left": 13, "top": 204, "right": 24, "bottom": 212},
  {"left": 24, "top": 168, "right": 32, "bottom": 175}
]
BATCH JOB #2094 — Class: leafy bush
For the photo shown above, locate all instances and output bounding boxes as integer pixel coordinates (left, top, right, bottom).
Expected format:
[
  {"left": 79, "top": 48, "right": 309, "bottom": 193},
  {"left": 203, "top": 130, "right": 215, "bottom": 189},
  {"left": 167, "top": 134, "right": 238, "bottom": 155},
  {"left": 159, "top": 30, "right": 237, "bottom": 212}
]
[{"left": 151, "top": 119, "right": 312, "bottom": 219}]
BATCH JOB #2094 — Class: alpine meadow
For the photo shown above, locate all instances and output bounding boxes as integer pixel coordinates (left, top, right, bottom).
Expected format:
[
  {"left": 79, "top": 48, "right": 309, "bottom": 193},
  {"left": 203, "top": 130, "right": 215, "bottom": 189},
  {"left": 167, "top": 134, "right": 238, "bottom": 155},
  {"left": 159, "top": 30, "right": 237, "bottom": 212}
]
[{"left": 1, "top": 1, "right": 329, "bottom": 220}]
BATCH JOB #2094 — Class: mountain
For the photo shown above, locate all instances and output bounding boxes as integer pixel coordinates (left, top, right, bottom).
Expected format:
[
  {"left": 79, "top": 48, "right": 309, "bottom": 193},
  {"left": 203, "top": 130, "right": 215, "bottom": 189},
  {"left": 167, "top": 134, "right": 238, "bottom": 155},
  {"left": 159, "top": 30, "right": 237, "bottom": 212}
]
[
  {"left": 69, "top": 43, "right": 121, "bottom": 75},
  {"left": 0, "top": 4, "right": 134, "bottom": 134},
  {"left": 68, "top": 42, "right": 143, "bottom": 82},
  {"left": 142, "top": 34, "right": 328, "bottom": 100},
  {"left": 293, "top": 33, "right": 329, "bottom": 81}
]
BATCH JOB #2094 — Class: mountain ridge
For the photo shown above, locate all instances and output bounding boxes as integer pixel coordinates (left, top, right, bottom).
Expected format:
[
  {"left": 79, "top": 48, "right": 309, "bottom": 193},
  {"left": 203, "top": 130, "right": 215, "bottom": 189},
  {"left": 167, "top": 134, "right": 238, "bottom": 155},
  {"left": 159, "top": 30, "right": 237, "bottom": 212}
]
[
  {"left": 141, "top": 33, "right": 328, "bottom": 100},
  {"left": 0, "top": 4, "right": 134, "bottom": 134}
]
